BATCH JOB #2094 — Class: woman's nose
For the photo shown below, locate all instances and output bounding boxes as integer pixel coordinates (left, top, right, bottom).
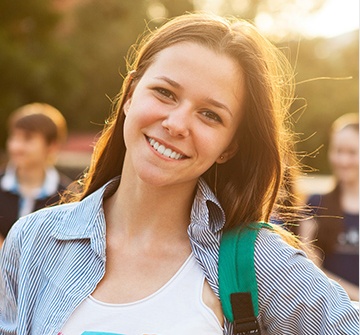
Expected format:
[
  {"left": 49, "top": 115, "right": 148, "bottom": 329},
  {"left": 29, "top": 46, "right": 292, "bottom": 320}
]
[{"left": 162, "top": 105, "right": 191, "bottom": 137}]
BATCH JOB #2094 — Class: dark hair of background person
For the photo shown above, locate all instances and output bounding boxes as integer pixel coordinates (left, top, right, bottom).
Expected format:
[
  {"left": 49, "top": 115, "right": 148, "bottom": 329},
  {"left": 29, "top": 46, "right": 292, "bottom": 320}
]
[{"left": 8, "top": 102, "right": 67, "bottom": 146}]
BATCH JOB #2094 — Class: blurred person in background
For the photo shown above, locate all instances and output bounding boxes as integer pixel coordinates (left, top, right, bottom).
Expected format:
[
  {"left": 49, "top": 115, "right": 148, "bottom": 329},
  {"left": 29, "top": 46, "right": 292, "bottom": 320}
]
[
  {"left": 300, "top": 113, "right": 359, "bottom": 300},
  {"left": 0, "top": 102, "right": 71, "bottom": 247}
]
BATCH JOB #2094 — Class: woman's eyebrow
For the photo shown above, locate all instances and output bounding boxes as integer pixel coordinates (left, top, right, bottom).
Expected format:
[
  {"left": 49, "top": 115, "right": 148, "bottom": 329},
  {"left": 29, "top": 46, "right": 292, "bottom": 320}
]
[
  {"left": 155, "top": 76, "right": 182, "bottom": 88},
  {"left": 204, "top": 97, "right": 233, "bottom": 117}
]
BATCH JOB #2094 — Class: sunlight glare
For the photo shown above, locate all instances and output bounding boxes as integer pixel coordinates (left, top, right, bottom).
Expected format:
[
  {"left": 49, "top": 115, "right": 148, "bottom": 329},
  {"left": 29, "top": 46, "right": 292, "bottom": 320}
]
[
  {"left": 197, "top": 0, "right": 359, "bottom": 39},
  {"left": 303, "top": 0, "right": 359, "bottom": 38}
]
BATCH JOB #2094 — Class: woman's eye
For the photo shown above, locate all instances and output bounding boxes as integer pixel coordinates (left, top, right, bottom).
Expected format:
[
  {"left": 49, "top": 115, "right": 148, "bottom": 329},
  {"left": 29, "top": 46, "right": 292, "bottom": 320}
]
[
  {"left": 155, "top": 87, "right": 174, "bottom": 99},
  {"left": 202, "top": 110, "right": 223, "bottom": 123}
]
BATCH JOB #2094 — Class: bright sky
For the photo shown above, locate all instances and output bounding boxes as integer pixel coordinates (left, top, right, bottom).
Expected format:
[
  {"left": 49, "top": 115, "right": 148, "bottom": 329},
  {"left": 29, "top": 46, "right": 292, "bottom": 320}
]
[
  {"left": 302, "top": 0, "right": 359, "bottom": 38},
  {"left": 196, "top": 0, "right": 359, "bottom": 39}
]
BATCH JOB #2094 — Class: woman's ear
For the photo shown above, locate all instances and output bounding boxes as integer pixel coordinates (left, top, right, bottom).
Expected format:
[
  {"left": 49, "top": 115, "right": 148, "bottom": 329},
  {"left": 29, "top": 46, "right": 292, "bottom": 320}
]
[
  {"left": 123, "top": 98, "right": 131, "bottom": 115},
  {"left": 216, "top": 141, "right": 239, "bottom": 164},
  {"left": 123, "top": 74, "right": 138, "bottom": 115}
]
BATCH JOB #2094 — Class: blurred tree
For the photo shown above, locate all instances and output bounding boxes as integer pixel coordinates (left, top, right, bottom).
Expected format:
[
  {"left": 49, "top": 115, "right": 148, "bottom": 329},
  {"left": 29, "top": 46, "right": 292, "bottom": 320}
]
[
  {"left": 0, "top": 0, "right": 81, "bottom": 147},
  {"left": 61, "top": 0, "right": 146, "bottom": 132},
  {"left": 159, "top": 0, "right": 194, "bottom": 18},
  {"left": 288, "top": 31, "right": 359, "bottom": 174}
]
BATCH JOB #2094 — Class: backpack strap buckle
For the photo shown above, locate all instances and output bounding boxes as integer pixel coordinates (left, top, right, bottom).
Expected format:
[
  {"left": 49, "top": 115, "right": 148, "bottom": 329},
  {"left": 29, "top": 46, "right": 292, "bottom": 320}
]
[
  {"left": 234, "top": 316, "right": 261, "bottom": 335},
  {"left": 231, "top": 293, "right": 261, "bottom": 335}
]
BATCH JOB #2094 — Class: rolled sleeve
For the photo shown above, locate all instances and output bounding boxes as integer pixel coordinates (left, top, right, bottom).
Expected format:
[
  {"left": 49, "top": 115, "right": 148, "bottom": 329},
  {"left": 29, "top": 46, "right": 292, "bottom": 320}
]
[{"left": 255, "top": 228, "right": 359, "bottom": 334}]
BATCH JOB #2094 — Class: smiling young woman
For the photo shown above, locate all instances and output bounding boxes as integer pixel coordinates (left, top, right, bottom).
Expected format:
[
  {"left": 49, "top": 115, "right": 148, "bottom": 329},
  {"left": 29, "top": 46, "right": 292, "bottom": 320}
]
[{"left": 0, "top": 13, "right": 358, "bottom": 335}]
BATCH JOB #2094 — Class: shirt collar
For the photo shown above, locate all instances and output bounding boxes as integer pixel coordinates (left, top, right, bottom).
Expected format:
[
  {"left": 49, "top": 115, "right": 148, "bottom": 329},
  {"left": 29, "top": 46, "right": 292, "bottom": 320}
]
[
  {"left": 54, "top": 177, "right": 120, "bottom": 237},
  {"left": 51, "top": 178, "right": 119, "bottom": 260},
  {"left": 191, "top": 178, "right": 226, "bottom": 233},
  {"left": 51, "top": 176, "right": 225, "bottom": 253}
]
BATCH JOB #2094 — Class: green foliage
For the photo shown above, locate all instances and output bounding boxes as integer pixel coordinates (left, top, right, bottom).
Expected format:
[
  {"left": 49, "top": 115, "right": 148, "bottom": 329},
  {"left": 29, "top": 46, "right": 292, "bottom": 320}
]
[
  {"left": 62, "top": 0, "right": 148, "bottom": 131},
  {"left": 0, "top": 0, "right": 81, "bottom": 145},
  {"left": 285, "top": 32, "right": 359, "bottom": 174}
]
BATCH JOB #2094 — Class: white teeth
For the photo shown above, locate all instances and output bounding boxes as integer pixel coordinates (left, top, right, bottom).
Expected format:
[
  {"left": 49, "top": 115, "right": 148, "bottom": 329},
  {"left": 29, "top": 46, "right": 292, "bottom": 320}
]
[
  {"left": 147, "top": 137, "right": 184, "bottom": 160},
  {"left": 158, "top": 144, "right": 165, "bottom": 154},
  {"left": 164, "top": 148, "right": 172, "bottom": 157}
]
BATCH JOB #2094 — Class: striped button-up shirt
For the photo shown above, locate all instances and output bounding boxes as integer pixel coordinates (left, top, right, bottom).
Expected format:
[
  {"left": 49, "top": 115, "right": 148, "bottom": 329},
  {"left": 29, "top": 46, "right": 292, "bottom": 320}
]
[{"left": 0, "top": 177, "right": 358, "bottom": 334}]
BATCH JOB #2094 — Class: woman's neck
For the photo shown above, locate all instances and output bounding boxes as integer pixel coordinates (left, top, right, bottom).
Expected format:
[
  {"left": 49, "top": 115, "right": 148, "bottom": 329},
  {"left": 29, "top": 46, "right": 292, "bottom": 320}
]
[{"left": 104, "top": 174, "right": 196, "bottom": 241}]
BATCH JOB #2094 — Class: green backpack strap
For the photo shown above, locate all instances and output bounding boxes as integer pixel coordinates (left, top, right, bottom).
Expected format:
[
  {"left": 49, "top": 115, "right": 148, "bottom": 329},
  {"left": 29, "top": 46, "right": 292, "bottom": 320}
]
[{"left": 218, "top": 221, "right": 272, "bottom": 333}]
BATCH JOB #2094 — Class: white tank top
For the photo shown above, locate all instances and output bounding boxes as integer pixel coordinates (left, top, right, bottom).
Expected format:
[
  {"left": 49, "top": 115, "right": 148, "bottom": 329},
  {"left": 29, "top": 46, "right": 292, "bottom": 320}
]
[{"left": 59, "top": 253, "right": 223, "bottom": 335}]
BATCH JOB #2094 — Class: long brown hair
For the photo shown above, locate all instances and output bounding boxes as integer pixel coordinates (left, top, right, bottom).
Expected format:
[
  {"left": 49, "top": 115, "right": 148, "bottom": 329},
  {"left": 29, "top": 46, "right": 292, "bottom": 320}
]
[{"left": 63, "top": 13, "right": 299, "bottom": 233}]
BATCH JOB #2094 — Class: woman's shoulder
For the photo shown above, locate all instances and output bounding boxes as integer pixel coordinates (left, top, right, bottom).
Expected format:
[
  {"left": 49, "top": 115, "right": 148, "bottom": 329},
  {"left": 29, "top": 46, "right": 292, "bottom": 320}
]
[
  {"left": 8, "top": 183, "right": 106, "bottom": 241},
  {"left": 253, "top": 227, "right": 312, "bottom": 292},
  {"left": 254, "top": 227, "right": 307, "bottom": 266},
  {"left": 1, "top": 202, "right": 79, "bottom": 260},
  {"left": 11, "top": 201, "right": 78, "bottom": 235}
]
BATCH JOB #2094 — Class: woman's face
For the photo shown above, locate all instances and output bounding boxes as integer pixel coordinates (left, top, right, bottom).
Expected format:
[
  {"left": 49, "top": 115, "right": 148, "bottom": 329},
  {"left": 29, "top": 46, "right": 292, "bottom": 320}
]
[
  {"left": 122, "top": 42, "right": 245, "bottom": 188},
  {"left": 328, "top": 126, "right": 359, "bottom": 185}
]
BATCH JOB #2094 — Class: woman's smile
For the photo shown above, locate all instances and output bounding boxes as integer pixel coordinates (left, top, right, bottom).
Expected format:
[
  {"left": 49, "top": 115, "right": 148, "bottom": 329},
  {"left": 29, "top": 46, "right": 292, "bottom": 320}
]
[{"left": 146, "top": 135, "right": 188, "bottom": 160}]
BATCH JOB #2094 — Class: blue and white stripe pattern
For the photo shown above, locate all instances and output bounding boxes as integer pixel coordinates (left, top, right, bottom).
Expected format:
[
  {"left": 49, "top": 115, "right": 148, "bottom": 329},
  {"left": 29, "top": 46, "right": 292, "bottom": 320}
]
[{"left": 0, "top": 177, "right": 359, "bottom": 334}]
